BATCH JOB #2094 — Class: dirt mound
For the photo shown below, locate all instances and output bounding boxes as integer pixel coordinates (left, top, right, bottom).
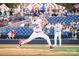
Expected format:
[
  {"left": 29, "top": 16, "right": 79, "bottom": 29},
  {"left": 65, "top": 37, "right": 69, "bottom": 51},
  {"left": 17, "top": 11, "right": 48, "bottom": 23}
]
[{"left": 0, "top": 48, "right": 78, "bottom": 55}]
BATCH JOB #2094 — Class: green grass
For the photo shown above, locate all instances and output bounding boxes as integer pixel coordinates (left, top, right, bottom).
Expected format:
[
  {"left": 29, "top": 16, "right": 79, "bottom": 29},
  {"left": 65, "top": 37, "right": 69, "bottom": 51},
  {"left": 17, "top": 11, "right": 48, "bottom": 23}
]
[{"left": 52, "top": 47, "right": 79, "bottom": 52}]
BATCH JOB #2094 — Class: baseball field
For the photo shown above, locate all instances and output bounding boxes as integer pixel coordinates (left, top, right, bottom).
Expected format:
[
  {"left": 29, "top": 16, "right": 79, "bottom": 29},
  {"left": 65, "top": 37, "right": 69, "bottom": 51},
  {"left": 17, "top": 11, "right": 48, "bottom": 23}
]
[{"left": 0, "top": 44, "right": 79, "bottom": 56}]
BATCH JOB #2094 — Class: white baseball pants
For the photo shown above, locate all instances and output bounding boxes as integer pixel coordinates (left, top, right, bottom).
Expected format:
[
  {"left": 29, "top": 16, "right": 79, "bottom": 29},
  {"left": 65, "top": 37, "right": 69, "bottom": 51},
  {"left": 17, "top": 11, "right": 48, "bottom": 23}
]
[
  {"left": 21, "top": 31, "right": 52, "bottom": 46},
  {"left": 54, "top": 32, "right": 62, "bottom": 46}
]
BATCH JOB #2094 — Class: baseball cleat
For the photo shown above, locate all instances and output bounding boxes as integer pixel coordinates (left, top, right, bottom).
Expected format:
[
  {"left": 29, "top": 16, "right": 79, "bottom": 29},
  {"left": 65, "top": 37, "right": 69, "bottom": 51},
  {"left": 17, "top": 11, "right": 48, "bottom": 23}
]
[
  {"left": 16, "top": 39, "right": 22, "bottom": 48},
  {"left": 16, "top": 44, "right": 21, "bottom": 48},
  {"left": 16, "top": 44, "right": 19, "bottom": 48}
]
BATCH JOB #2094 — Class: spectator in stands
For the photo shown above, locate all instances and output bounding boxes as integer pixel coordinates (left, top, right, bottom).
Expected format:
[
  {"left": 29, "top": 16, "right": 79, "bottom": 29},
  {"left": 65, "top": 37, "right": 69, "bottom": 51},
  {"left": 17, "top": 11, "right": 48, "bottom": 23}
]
[
  {"left": 67, "top": 11, "right": 72, "bottom": 15},
  {"left": 70, "top": 23, "right": 77, "bottom": 39},
  {"left": 7, "top": 31, "right": 12, "bottom": 39},
  {"left": 0, "top": 9, "right": 2, "bottom": 16},
  {"left": 5, "top": 10, "right": 10, "bottom": 16},
  {"left": 3, "top": 17, "right": 9, "bottom": 26},
  {"left": 24, "top": 8, "right": 30, "bottom": 16},
  {"left": 54, "top": 10, "right": 59, "bottom": 16},
  {"left": 20, "top": 22, "right": 25, "bottom": 27},
  {"left": 44, "top": 11, "right": 49, "bottom": 18},
  {"left": 77, "top": 28, "right": 79, "bottom": 39},
  {"left": 7, "top": 30, "right": 16, "bottom": 39},
  {"left": 33, "top": 7, "right": 40, "bottom": 14},
  {"left": 63, "top": 9, "right": 68, "bottom": 16},
  {"left": 1, "top": 7, "right": 5, "bottom": 16},
  {"left": 8, "top": 20, "right": 12, "bottom": 26},
  {"left": 16, "top": 13, "right": 25, "bottom": 21},
  {"left": 45, "top": 23, "right": 52, "bottom": 34},
  {"left": 58, "top": 10, "right": 63, "bottom": 16},
  {"left": 9, "top": 8, "right": 13, "bottom": 16},
  {"left": 75, "top": 10, "right": 79, "bottom": 15},
  {"left": 0, "top": 31, "right": 2, "bottom": 38},
  {"left": 63, "top": 25, "right": 71, "bottom": 32},
  {"left": 45, "top": 10, "right": 52, "bottom": 17},
  {"left": 4, "top": 16, "right": 12, "bottom": 26}
]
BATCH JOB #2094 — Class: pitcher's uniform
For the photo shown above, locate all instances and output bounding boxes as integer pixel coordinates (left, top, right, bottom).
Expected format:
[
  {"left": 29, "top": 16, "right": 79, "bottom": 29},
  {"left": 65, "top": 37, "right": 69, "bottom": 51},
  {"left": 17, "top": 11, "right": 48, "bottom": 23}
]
[{"left": 21, "top": 18, "right": 52, "bottom": 46}]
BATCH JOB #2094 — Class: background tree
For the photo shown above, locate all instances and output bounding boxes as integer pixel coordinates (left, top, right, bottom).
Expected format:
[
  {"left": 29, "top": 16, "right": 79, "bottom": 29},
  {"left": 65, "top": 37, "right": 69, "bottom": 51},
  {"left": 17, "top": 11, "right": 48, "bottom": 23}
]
[{"left": 0, "top": 3, "right": 19, "bottom": 8}]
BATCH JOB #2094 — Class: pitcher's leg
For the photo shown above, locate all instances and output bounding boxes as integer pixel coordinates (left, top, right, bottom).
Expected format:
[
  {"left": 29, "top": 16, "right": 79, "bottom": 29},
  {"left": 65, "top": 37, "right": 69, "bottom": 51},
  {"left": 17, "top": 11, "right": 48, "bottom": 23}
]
[
  {"left": 16, "top": 32, "right": 37, "bottom": 48},
  {"left": 41, "top": 32, "right": 52, "bottom": 46},
  {"left": 38, "top": 32, "right": 53, "bottom": 48},
  {"left": 21, "top": 32, "right": 37, "bottom": 45}
]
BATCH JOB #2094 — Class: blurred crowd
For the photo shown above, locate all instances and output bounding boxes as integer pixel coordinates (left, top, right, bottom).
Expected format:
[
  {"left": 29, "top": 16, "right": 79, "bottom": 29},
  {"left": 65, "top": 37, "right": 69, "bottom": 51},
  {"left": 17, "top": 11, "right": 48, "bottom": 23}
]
[
  {"left": 0, "top": 5, "right": 79, "bottom": 39},
  {"left": 45, "top": 22, "right": 79, "bottom": 39}
]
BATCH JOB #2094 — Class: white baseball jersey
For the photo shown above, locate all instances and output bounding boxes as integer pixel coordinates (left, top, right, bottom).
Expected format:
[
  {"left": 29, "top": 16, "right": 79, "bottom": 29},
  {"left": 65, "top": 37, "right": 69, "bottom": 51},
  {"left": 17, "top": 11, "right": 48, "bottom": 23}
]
[
  {"left": 54, "top": 23, "right": 62, "bottom": 32},
  {"left": 32, "top": 18, "right": 42, "bottom": 32},
  {"left": 21, "top": 18, "right": 52, "bottom": 46}
]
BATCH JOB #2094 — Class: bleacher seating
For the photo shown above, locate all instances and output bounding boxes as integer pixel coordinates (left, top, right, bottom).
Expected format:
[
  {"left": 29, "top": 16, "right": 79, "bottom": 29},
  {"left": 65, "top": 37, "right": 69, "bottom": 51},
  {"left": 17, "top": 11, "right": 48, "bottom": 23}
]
[
  {"left": 10, "top": 16, "right": 26, "bottom": 21},
  {"left": 0, "top": 26, "right": 33, "bottom": 39},
  {"left": 15, "top": 26, "right": 33, "bottom": 38},
  {"left": 0, "top": 26, "right": 72, "bottom": 39},
  {"left": 0, "top": 15, "right": 79, "bottom": 39},
  {"left": 47, "top": 15, "right": 79, "bottom": 25}
]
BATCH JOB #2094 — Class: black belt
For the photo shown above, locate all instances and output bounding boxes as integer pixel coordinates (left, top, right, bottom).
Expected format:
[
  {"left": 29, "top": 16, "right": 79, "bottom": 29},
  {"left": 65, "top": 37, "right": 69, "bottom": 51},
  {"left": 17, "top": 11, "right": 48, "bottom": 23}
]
[{"left": 35, "top": 31, "right": 42, "bottom": 33}]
